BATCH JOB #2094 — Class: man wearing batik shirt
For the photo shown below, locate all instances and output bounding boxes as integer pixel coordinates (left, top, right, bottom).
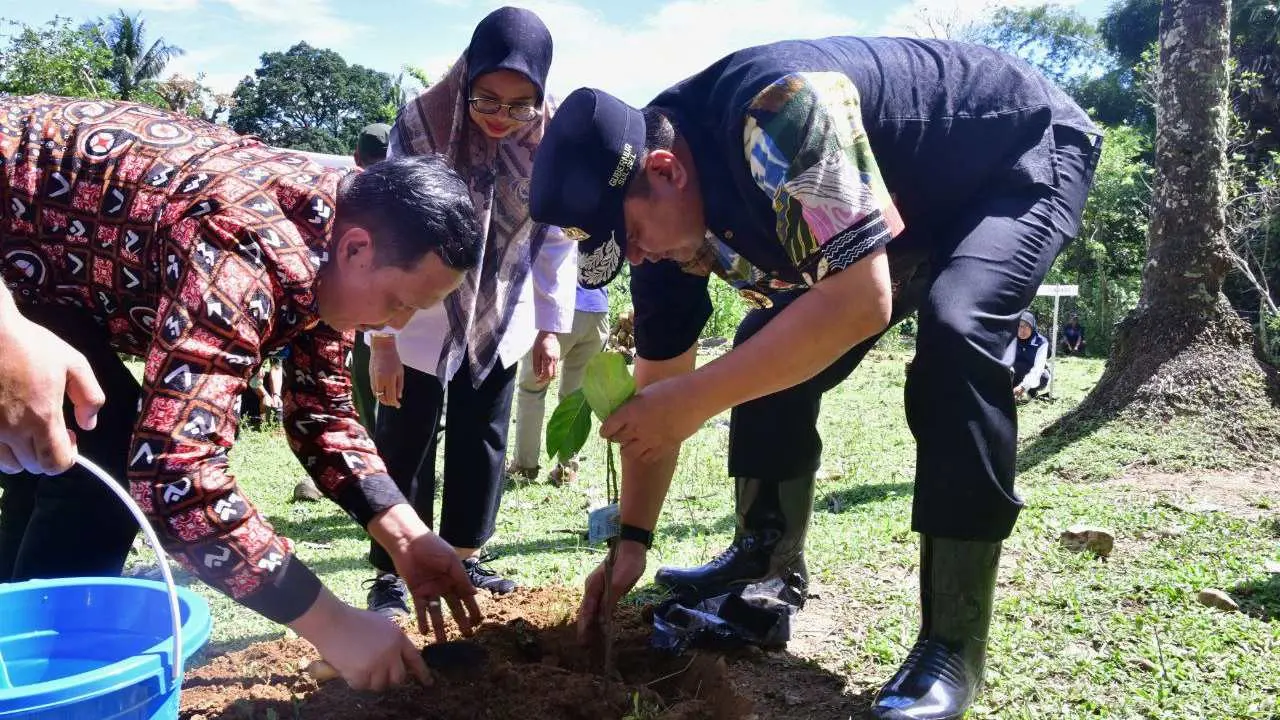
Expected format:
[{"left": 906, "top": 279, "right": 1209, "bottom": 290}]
[
  {"left": 530, "top": 38, "right": 1100, "bottom": 720},
  {"left": 0, "top": 95, "right": 484, "bottom": 691}
]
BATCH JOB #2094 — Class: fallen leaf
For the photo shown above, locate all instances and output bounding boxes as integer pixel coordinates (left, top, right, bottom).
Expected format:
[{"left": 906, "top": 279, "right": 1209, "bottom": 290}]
[
  {"left": 1059, "top": 526, "right": 1116, "bottom": 557},
  {"left": 1130, "top": 656, "right": 1158, "bottom": 672},
  {"left": 1195, "top": 588, "right": 1239, "bottom": 612}
]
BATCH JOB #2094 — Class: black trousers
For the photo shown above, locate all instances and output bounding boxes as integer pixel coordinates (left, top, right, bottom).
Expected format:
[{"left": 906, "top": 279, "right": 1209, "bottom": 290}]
[
  {"left": 369, "top": 358, "right": 517, "bottom": 573},
  {"left": 0, "top": 308, "right": 140, "bottom": 582},
  {"left": 728, "top": 126, "right": 1100, "bottom": 542}
]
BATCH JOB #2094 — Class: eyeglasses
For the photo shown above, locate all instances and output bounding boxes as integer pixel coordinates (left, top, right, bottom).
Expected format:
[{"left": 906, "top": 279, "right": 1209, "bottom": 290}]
[{"left": 468, "top": 97, "right": 540, "bottom": 122}]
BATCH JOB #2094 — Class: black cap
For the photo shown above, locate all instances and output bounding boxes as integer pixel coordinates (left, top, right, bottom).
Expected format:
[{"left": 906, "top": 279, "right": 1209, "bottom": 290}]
[
  {"left": 356, "top": 123, "right": 390, "bottom": 163},
  {"left": 530, "top": 87, "right": 645, "bottom": 288}
]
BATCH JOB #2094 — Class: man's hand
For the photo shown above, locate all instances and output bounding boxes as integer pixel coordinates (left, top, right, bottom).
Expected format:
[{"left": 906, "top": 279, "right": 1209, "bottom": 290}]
[
  {"left": 393, "top": 532, "right": 484, "bottom": 643},
  {"left": 289, "top": 587, "right": 431, "bottom": 691},
  {"left": 369, "top": 335, "right": 405, "bottom": 408},
  {"left": 600, "top": 376, "right": 706, "bottom": 463},
  {"left": 370, "top": 505, "right": 483, "bottom": 643},
  {"left": 0, "top": 311, "right": 105, "bottom": 474},
  {"left": 577, "top": 540, "right": 647, "bottom": 643},
  {"left": 533, "top": 331, "right": 560, "bottom": 383}
]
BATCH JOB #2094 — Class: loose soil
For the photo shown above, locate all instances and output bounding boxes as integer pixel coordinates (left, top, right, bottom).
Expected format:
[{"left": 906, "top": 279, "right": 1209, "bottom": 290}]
[{"left": 179, "top": 586, "right": 868, "bottom": 720}]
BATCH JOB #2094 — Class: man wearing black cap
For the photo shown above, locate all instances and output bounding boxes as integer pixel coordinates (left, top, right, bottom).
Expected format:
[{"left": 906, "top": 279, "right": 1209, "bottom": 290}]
[
  {"left": 355, "top": 123, "right": 391, "bottom": 169},
  {"left": 530, "top": 36, "right": 1100, "bottom": 720}
]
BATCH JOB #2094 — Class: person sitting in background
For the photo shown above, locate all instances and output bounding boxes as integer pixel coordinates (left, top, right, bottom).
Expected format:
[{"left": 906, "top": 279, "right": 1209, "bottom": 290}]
[
  {"left": 1060, "top": 312, "right": 1085, "bottom": 355},
  {"left": 240, "top": 349, "right": 285, "bottom": 432},
  {"left": 509, "top": 281, "right": 610, "bottom": 485},
  {"left": 1013, "top": 311, "right": 1051, "bottom": 401}
]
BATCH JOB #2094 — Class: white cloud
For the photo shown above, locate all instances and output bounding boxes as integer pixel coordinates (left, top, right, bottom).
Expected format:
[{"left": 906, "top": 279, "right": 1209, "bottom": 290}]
[
  {"left": 96, "top": 0, "right": 359, "bottom": 49},
  {"left": 89, "top": 0, "right": 200, "bottom": 12},
  {"left": 163, "top": 48, "right": 245, "bottom": 94},
  {"left": 512, "top": 0, "right": 866, "bottom": 105},
  {"left": 217, "top": 0, "right": 360, "bottom": 48}
]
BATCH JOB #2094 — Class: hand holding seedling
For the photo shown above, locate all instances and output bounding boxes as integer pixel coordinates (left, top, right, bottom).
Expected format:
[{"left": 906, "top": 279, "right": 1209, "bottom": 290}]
[
  {"left": 545, "top": 351, "right": 641, "bottom": 675},
  {"left": 598, "top": 376, "right": 704, "bottom": 463},
  {"left": 577, "top": 537, "right": 646, "bottom": 642}
]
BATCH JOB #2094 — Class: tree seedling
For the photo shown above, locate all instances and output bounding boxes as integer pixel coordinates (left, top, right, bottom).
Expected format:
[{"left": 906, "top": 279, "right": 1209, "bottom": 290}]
[{"left": 545, "top": 351, "right": 636, "bottom": 677}]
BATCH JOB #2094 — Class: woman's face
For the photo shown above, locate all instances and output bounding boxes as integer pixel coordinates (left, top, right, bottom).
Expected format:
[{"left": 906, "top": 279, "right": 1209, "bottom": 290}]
[
  {"left": 1018, "top": 321, "right": 1033, "bottom": 340},
  {"left": 469, "top": 69, "right": 539, "bottom": 139}
]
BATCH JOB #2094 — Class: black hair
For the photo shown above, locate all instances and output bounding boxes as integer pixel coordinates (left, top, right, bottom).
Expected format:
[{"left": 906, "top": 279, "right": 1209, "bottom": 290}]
[
  {"left": 337, "top": 154, "right": 481, "bottom": 271},
  {"left": 353, "top": 147, "right": 387, "bottom": 168},
  {"left": 642, "top": 106, "right": 675, "bottom": 154},
  {"left": 628, "top": 107, "right": 676, "bottom": 197}
]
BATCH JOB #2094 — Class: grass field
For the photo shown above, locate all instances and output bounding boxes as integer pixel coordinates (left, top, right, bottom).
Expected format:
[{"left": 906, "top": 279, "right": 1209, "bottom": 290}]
[{"left": 131, "top": 339, "right": 1279, "bottom": 719}]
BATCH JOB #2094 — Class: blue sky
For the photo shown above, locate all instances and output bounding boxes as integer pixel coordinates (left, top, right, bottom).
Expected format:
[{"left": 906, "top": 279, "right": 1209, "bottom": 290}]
[{"left": 3, "top": 0, "right": 1113, "bottom": 106}]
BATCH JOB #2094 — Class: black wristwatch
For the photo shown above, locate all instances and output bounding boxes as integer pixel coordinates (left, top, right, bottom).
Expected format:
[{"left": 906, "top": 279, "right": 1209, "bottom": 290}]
[{"left": 618, "top": 523, "right": 654, "bottom": 550}]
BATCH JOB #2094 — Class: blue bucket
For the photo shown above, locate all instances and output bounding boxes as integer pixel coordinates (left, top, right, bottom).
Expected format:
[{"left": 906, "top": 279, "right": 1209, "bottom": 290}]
[
  {"left": 0, "top": 577, "right": 211, "bottom": 719},
  {"left": 0, "top": 456, "right": 212, "bottom": 719}
]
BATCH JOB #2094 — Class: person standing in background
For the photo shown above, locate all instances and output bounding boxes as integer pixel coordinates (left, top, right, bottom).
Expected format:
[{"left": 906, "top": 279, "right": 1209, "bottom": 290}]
[
  {"left": 509, "top": 281, "right": 609, "bottom": 485},
  {"left": 364, "top": 7, "right": 576, "bottom": 619}
]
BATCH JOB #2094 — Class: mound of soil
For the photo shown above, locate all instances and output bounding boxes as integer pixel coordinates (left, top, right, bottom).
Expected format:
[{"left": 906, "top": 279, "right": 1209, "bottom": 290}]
[{"left": 179, "top": 586, "right": 754, "bottom": 720}]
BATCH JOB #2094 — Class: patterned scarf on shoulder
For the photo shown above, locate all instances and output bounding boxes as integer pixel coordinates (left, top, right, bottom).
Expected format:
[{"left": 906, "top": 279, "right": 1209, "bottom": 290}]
[{"left": 390, "top": 54, "right": 553, "bottom": 385}]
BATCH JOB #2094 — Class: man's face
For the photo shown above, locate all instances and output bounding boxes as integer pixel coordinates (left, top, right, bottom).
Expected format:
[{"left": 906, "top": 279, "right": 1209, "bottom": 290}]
[
  {"left": 1018, "top": 321, "right": 1033, "bottom": 340},
  {"left": 316, "top": 226, "right": 463, "bottom": 332},
  {"left": 620, "top": 150, "right": 706, "bottom": 265}
]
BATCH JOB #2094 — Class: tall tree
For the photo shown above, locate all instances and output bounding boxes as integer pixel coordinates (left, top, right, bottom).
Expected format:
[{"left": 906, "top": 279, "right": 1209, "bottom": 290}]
[
  {"left": 154, "top": 73, "right": 235, "bottom": 123},
  {"left": 1051, "top": 0, "right": 1280, "bottom": 451},
  {"left": 0, "top": 16, "right": 112, "bottom": 97},
  {"left": 970, "top": 4, "right": 1110, "bottom": 84},
  {"left": 228, "top": 42, "right": 395, "bottom": 154},
  {"left": 94, "top": 10, "right": 184, "bottom": 101}
]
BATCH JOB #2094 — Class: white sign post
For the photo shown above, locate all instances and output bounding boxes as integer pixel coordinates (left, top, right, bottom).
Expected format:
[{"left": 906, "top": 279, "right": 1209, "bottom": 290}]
[{"left": 1036, "top": 284, "right": 1079, "bottom": 397}]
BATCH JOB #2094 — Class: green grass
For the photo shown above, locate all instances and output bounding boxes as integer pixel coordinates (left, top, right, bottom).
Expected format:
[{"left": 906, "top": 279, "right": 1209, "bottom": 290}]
[{"left": 134, "top": 340, "right": 1280, "bottom": 718}]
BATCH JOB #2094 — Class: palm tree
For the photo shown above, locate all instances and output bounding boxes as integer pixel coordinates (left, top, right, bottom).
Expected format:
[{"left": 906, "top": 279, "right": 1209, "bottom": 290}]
[{"left": 95, "top": 10, "right": 184, "bottom": 101}]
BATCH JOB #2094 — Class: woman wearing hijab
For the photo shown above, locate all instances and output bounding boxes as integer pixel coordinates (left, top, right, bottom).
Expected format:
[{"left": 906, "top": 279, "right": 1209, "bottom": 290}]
[
  {"left": 1012, "top": 310, "right": 1052, "bottom": 401},
  {"left": 364, "top": 6, "right": 576, "bottom": 618}
]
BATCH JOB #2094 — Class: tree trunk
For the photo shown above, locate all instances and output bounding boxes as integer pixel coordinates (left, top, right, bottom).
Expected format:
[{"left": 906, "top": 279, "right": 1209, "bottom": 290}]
[{"left": 1050, "top": 0, "right": 1280, "bottom": 451}]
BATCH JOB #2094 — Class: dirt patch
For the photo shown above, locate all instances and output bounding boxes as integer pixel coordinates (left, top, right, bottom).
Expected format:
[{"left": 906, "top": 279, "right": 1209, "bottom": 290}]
[
  {"left": 1108, "top": 467, "right": 1280, "bottom": 520},
  {"left": 719, "top": 583, "right": 878, "bottom": 719},
  {"left": 179, "top": 586, "right": 758, "bottom": 720}
]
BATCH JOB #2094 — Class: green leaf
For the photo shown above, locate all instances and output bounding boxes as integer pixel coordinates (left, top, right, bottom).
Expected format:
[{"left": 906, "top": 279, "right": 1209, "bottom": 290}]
[
  {"left": 546, "top": 388, "right": 593, "bottom": 465},
  {"left": 581, "top": 351, "right": 636, "bottom": 422}
]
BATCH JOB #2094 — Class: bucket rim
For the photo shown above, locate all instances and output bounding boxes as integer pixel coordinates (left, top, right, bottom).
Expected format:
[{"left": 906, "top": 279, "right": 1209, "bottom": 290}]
[{"left": 0, "top": 577, "right": 211, "bottom": 712}]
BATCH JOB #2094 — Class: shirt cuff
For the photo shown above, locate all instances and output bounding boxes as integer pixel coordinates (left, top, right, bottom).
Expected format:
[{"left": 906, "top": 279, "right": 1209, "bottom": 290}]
[
  {"left": 335, "top": 472, "right": 406, "bottom": 527},
  {"left": 535, "top": 304, "right": 575, "bottom": 334},
  {"left": 818, "top": 209, "right": 894, "bottom": 274},
  {"left": 237, "top": 553, "right": 323, "bottom": 624}
]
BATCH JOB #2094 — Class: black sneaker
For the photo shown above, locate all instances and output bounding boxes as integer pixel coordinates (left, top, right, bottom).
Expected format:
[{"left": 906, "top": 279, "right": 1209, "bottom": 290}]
[
  {"left": 464, "top": 554, "right": 517, "bottom": 595},
  {"left": 364, "top": 573, "right": 411, "bottom": 620}
]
